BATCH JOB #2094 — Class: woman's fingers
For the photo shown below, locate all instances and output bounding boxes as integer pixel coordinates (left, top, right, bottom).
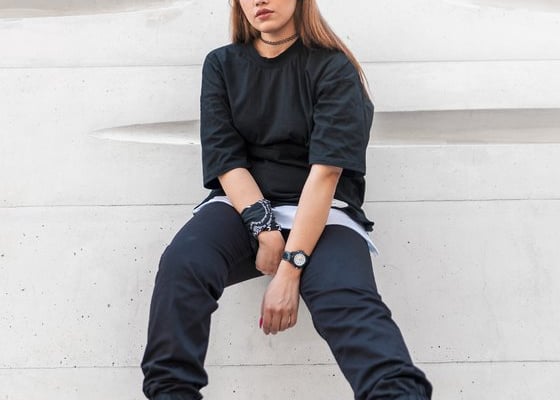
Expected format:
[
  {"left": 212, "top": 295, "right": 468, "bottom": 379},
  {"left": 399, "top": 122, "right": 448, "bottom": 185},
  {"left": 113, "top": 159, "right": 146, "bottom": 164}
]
[
  {"left": 261, "top": 312, "right": 294, "bottom": 334},
  {"left": 287, "top": 312, "right": 297, "bottom": 328},
  {"left": 269, "top": 313, "right": 281, "bottom": 335},
  {"left": 259, "top": 268, "right": 301, "bottom": 335},
  {"left": 279, "top": 314, "right": 292, "bottom": 332}
]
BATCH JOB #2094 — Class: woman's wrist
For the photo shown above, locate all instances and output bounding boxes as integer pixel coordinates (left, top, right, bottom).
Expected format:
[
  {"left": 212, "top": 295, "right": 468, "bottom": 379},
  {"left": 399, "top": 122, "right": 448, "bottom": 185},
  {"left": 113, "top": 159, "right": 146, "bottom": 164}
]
[
  {"left": 257, "top": 229, "right": 282, "bottom": 242},
  {"left": 277, "top": 260, "right": 303, "bottom": 279},
  {"left": 241, "top": 198, "right": 282, "bottom": 238}
]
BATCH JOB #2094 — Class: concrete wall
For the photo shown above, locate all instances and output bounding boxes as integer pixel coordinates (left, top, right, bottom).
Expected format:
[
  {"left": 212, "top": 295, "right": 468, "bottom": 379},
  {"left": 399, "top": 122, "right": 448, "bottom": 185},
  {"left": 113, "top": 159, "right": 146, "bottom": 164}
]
[{"left": 1, "top": 1, "right": 559, "bottom": 399}]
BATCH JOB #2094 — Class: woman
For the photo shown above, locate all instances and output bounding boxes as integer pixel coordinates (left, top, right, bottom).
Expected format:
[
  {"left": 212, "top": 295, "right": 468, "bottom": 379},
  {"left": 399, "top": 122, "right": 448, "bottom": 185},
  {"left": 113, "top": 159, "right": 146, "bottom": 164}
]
[{"left": 141, "top": 0, "right": 432, "bottom": 399}]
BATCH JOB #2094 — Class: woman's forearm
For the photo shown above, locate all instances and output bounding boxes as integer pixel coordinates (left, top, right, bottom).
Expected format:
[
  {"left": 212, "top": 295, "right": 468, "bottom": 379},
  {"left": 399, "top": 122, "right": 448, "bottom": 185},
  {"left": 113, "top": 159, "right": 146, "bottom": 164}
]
[
  {"left": 260, "top": 163, "right": 342, "bottom": 334},
  {"left": 218, "top": 168, "right": 264, "bottom": 213},
  {"left": 219, "top": 167, "right": 285, "bottom": 276},
  {"left": 220, "top": 165, "right": 341, "bottom": 245},
  {"left": 280, "top": 164, "right": 342, "bottom": 276}
]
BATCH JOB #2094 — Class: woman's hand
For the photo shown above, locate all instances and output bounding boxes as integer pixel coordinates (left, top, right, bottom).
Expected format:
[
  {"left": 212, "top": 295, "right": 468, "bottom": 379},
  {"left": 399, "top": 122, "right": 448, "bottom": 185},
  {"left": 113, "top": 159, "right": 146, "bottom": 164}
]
[
  {"left": 255, "top": 230, "right": 285, "bottom": 275},
  {"left": 260, "top": 262, "right": 301, "bottom": 335}
]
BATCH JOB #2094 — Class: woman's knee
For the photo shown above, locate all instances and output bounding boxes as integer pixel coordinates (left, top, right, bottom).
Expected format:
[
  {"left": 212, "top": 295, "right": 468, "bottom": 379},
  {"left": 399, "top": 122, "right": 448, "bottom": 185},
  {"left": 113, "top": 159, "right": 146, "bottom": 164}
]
[{"left": 157, "top": 236, "right": 227, "bottom": 295}]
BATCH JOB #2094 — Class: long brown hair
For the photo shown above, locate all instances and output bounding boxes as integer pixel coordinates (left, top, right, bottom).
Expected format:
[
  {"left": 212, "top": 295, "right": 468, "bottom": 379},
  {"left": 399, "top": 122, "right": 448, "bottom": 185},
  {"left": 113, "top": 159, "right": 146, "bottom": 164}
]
[{"left": 230, "top": 0, "right": 369, "bottom": 94}]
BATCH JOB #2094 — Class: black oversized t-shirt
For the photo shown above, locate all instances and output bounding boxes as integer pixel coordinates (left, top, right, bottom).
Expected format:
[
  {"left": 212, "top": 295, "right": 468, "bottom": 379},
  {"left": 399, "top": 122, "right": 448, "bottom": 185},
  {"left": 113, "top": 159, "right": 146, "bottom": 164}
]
[{"left": 200, "top": 39, "right": 374, "bottom": 231}]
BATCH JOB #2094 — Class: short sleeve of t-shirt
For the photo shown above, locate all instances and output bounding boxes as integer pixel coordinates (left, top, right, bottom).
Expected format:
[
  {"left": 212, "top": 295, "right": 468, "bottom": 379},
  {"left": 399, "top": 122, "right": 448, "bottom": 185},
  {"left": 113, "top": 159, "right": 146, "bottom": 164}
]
[
  {"left": 308, "top": 53, "right": 373, "bottom": 176},
  {"left": 200, "top": 52, "right": 250, "bottom": 189}
]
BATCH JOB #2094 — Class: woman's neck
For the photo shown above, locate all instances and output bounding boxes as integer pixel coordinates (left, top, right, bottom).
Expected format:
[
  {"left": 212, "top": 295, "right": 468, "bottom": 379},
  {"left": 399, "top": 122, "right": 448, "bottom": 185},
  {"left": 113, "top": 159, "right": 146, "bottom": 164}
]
[{"left": 255, "top": 19, "right": 298, "bottom": 59}]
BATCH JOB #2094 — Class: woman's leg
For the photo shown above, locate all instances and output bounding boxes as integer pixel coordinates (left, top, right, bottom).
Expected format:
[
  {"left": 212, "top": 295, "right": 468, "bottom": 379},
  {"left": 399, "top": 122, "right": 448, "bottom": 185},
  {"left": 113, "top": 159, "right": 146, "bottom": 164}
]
[
  {"left": 299, "top": 225, "right": 432, "bottom": 400},
  {"left": 141, "top": 202, "right": 261, "bottom": 400}
]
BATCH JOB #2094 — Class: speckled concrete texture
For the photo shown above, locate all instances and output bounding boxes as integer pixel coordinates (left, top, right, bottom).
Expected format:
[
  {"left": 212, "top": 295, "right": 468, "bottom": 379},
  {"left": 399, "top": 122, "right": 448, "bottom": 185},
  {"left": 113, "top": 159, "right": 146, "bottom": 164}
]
[{"left": 1, "top": 1, "right": 559, "bottom": 399}]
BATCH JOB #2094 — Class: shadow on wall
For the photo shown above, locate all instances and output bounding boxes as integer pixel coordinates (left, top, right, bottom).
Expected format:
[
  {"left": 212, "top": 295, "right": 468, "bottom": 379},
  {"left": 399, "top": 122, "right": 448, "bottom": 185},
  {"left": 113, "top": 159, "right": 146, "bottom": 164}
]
[
  {"left": 0, "top": 0, "right": 182, "bottom": 18},
  {"left": 89, "top": 109, "right": 560, "bottom": 146}
]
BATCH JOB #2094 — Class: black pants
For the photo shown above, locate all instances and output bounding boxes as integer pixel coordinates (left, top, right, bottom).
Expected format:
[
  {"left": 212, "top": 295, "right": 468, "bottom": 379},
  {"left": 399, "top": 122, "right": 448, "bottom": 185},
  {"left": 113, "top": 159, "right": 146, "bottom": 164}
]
[{"left": 141, "top": 202, "right": 432, "bottom": 400}]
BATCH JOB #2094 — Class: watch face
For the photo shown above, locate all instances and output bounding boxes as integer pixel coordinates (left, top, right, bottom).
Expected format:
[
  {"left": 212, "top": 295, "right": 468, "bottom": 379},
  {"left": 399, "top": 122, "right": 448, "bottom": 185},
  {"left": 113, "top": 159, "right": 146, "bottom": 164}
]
[{"left": 293, "top": 252, "right": 307, "bottom": 267}]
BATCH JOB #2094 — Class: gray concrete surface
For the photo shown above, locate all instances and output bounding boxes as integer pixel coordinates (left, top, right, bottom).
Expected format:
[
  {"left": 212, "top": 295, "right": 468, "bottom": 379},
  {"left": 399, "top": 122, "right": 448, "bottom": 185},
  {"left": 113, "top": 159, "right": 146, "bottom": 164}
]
[{"left": 1, "top": 1, "right": 559, "bottom": 399}]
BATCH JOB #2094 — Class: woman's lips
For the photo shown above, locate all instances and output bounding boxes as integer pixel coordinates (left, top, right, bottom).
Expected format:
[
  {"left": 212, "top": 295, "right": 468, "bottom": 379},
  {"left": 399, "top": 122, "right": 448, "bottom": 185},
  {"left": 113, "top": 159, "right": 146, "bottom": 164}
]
[{"left": 256, "top": 9, "right": 273, "bottom": 19}]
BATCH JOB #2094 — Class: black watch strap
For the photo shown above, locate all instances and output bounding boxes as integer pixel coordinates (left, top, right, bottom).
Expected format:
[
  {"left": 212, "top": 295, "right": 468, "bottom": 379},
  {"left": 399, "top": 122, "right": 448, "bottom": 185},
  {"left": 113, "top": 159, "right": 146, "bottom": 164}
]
[{"left": 282, "top": 250, "right": 310, "bottom": 269}]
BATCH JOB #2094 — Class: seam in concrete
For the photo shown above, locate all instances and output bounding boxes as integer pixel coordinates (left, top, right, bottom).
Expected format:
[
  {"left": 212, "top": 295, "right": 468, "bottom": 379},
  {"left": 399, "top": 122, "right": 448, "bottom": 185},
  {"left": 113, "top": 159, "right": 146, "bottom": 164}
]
[
  {"left": 2, "top": 58, "right": 560, "bottom": 70},
  {"left": 1, "top": 360, "right": 560, "bottom": 371},
  {"left": 0, "top": 203, "right": 193, "bottom": 210},
  {"left": 0, "top": 64, "right": 200, "bottom": 70},
  {"left": 2, "top": 198, "right": 560, "bottom": 210},
  {"left": 204, "top": 360, "right": 560, "bottom": 367}
]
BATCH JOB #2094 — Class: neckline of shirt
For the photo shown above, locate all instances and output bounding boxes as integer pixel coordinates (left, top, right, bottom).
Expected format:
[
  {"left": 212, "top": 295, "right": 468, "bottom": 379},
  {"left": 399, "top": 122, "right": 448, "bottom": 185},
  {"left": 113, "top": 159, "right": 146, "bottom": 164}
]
[{"left": 245, "top": 38, "right": 302, "bottom": 67}]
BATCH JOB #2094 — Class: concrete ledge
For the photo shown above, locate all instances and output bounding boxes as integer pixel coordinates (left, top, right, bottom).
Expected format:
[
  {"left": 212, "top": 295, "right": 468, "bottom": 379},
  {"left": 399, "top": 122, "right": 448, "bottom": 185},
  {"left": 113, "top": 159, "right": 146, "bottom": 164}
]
[
  {"left": 1, "top": 362, "right": 559, "bottom": 400},
  {"left": 372, "top": 109, "right": 560, "bottom": 144},
  {"left": 1, "top": 0, "right": 559, "bottom": 65},
  {"left": 90, "top": 109, "right": 560, "bottom": 146},
  {"left": 1, "top": 200, "right": 559, "bottom": 368},
  {"left": 3, "top": 138, "right": 559, "bottom": 206},
  {"left": 0, "top": 0, "right": 179, "bottom": 18}
]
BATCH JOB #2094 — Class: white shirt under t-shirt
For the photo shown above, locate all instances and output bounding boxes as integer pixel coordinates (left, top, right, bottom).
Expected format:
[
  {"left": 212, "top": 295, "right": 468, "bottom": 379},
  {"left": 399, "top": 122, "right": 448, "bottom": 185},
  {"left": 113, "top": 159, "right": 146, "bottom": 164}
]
[{"left": 193, "top": 196, "right": 379, "bottom": 256}]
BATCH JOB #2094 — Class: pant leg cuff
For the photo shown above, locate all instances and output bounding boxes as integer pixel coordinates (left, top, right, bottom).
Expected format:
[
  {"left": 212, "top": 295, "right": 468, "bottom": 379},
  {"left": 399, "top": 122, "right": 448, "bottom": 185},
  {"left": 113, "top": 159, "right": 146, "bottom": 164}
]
[{"left": 153, "top": 391, "right": 202, "bottom": 400}]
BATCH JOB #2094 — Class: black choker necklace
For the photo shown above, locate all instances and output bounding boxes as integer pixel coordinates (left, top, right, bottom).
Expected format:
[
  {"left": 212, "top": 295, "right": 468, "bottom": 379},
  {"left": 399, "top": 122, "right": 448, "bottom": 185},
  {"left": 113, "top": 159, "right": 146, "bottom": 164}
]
[{"left": 260, "top": 33, "right": 298, "bottom": 46}]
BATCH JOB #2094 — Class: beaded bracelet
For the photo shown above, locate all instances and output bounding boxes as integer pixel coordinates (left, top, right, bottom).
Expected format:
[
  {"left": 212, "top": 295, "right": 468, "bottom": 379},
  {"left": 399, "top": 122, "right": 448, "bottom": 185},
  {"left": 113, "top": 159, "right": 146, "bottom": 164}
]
[{"left": 240, "top": 199, "right": 282, "bottom": 238}]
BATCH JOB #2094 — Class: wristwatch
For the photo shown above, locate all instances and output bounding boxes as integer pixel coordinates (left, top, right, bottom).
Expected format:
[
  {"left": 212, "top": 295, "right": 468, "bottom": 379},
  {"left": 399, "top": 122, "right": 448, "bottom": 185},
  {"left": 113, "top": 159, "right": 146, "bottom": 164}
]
[{"left": 282, "top": 250, "right": 310, "bottom": 269}]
